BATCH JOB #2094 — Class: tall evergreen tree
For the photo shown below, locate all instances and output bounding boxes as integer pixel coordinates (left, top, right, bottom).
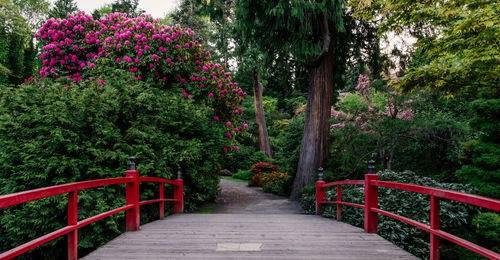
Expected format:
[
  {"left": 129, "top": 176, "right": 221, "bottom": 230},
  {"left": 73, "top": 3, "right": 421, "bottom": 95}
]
[
  {"left": 169, "top": 0, "right": 212, "bottom": 45},
  {"left": 235, "top": 0, "right": 348, "bottom": 197},
  {"left": 0, "top": 27, "right": 10, "bottom": 84},
  {"left": 197, "top": 0, "right": 234, "bottom": 65},
  {"left": 111, "top": 0, "right": 144, "bottom": 17},
  {"left": 14, "top": 0, "right": 50, "bottom": 32},
  {"left": 48, "top": 0, "right": 78, "bottom": 19},
  {"left": 91, "top": 4, "right": 112, "bottom": 21},
  {"left": 22, "top": 36, "right": 35, "bottom": 80},
  {"left": 6, "top": 32, "right": 24, "bottom": 85}
]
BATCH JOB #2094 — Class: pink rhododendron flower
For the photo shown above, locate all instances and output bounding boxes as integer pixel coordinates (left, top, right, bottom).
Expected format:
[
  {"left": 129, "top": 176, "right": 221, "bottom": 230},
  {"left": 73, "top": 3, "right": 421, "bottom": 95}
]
[{"left": 34, "top": 12, "right": 246, "bottom": 150}]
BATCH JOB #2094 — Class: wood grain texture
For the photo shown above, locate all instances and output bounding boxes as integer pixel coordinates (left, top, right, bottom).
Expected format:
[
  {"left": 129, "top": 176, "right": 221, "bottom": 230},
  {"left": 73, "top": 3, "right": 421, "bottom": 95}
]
[{"left": 82, "top": 214, "right": 418, "bottom": 260}]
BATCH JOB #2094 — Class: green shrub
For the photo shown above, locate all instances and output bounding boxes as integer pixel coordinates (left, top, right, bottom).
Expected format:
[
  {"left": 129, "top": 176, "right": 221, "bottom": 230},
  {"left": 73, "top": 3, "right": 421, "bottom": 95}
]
[
  {"left": 472, "top": 212, "right": 500, "bottom": 252},
  {"left": 270, "top": 113, "right": 304, "bottom": 176},
  {"left": 261, "top": 171, "right": 290, "bottom": 196},
  {"left": 0, "top": 71, "right": 224, "bottom": 259},
  {"left": 222, "top": 145, "right": 269, "bottom": 173},
  {"left": 232, "top": 169, "right": 253, "bottom": 181},
  {"left": 299, "top": 170, "right": 480, "bottom": 259},
  {"left": 457, "top": 140, "right": 500, "bottom": 199}
]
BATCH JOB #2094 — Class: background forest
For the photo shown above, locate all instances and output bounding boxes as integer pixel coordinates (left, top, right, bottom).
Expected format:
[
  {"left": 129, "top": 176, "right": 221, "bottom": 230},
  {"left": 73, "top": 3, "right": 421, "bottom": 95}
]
[{"left": 0, "top": 0, "right": 498, "bottom": 259}]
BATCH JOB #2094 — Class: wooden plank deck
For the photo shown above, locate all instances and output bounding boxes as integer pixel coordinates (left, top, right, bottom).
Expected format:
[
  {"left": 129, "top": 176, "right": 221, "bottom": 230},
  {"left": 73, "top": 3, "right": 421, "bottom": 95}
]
[{"left": 82, "top": 213, "right": 418, "bottom": 259}]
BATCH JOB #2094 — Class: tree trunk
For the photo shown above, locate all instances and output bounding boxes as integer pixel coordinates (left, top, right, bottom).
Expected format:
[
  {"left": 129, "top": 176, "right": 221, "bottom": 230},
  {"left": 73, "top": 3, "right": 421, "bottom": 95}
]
[
  {"left": 252, "top": 67, "right": 272, "bottom": 158},
  {"left": 290, "top": 41, "right": 335, "bottom": 199},
  {"left": 378, "top": 138, "right": 385, "bottom": 169},
  {"left": 387, "top": 137, "right": 396, "bottom": 171}
]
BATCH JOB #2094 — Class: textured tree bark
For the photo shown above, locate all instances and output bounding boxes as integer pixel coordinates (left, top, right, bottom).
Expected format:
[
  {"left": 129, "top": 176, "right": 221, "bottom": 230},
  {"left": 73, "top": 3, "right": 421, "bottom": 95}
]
[
  {"left": 252, "top": 67, "right": 272, "bottom": 158},
  {"left": 387, "top": 137, "right": 396, "bottom": 171},
  {"left": 291, "top": 39, "right": 335, "bottom": 199}
]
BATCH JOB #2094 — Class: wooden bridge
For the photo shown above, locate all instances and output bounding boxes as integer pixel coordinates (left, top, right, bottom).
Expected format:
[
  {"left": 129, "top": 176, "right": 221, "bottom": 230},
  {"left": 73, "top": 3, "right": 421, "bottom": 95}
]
[
  {"left": 82, "top": 214, "right": 417, "bottom": 260},
  {"left": 0, "top": 159, "right": 499, "bottom": 260}
]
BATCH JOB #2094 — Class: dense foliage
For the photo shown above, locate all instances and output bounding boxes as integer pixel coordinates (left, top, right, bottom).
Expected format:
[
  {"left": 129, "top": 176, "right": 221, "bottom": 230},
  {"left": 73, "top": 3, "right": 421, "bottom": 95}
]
[
  {"left": 327, "top": 70, "right": 469, "bottom": 181},
  {"left": 456, "top": 95, "right": 500, "bottom": 198},
  {"left": 0, "top": 0, "right": 50, "bottom": 86},
  {"left": 0, "top": 11, "right": 247, "bottom": 259},
  {"left": 349, "top": 0, "right": 500, "bottom": 199},
  {"left": 246, "top": 162, "right": 290, "bottom": 196},
  {"left": 0, "top": 72, "right": 225, "bottom": 258}
]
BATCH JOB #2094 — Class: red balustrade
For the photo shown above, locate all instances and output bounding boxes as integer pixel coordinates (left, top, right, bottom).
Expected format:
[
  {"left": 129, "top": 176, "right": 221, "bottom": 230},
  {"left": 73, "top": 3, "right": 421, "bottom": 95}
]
[
  {"left": 0, "top": 157, "right": 184, "bottom": 260},
  {"left": 315, "top": 164, "right": 500, "bottom": 260}
]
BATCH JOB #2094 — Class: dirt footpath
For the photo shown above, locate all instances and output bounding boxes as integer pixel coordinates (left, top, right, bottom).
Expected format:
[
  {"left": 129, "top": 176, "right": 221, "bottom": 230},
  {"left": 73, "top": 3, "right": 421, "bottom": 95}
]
[{"left": 197, "top": 178, "right": 302, "bottom": 214}]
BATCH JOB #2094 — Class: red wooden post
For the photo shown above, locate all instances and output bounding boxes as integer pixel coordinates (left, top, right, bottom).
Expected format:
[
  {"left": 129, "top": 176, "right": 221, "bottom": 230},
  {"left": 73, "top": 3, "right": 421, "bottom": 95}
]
[
  {"left": 67, "top": 191, "right": 78, "bottom": 260},
  {"left": 173, "top": 166, "right": 184, "bottom": 214},
  {"left": 159, "top": 183, "right": 164, "bottom": 219},
  {"left": 364, "top": 160, "right": 378, "bottom": 233},
  {"left": 316, "top": 167, "right": 326, "bottom": 215},
  {"left": 337, "top": 185, "right": 342, "bottom": 221},
  {"left": 126, "top": 157, "right": 140, "bottom": 231},
  {"left": 430, "top": 195, "right": 440, "bottom": 260}
]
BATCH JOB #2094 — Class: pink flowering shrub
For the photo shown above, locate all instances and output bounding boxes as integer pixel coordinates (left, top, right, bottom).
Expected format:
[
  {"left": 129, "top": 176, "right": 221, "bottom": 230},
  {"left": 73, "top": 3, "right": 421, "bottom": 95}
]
[
  {"left": 32, "top": 12, "right": 247, "bottom": 151},
  {"left": 331, "top": 68, "right": 414, "bottom": 132},
  {"left": 329, "top": 68, "right": 417, "bottom": 176}
]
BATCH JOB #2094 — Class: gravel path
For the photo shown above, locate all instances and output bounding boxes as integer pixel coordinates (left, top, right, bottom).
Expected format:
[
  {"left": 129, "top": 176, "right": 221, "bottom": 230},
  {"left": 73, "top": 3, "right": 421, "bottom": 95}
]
[{"left": 198, "top": 178, "right": 302, "bottom": 214}]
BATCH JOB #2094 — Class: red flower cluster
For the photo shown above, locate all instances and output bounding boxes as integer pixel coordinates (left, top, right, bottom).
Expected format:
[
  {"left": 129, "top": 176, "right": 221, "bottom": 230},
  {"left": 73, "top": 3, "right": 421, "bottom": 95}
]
[
  {"left": 250, "top": 162, "right": 279, "bottom": 186},
  {"left": 251, "top": 162, "right": 278, "bottom": 174},
  {"left": 261, "top": 171, "right": 288, "bottom": 185}
]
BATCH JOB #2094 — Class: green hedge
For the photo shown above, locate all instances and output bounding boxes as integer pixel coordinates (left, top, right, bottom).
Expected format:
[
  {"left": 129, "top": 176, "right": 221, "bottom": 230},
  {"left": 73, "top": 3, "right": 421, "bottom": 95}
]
[{"left": 0, "top": 71, "right": 224, "bottom": 258}]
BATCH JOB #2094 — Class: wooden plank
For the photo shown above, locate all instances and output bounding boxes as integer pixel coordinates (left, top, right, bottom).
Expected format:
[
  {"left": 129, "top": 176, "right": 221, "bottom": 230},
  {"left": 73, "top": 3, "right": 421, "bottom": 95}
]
[{"left": 82, "top": 214, "right": 418, "bottom": 260}]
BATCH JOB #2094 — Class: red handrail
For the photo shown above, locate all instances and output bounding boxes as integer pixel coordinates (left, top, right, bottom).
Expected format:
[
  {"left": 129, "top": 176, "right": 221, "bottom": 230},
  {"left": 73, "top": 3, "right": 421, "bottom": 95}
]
[
  {"left": 316, "top": 174, "right": 500, "bottom": 260},
  {"left": 0, "top": 159, "right": 184, "bottom": 260}
]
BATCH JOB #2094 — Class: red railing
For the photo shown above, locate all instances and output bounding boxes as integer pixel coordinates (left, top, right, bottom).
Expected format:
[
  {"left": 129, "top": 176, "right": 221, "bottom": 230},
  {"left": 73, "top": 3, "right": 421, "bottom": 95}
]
[
  {"left": 0, "top": 157, "right": 184, "bottom": 260},
  {"left": 316, "top": 166, "right": 500, "bottom": 260}
]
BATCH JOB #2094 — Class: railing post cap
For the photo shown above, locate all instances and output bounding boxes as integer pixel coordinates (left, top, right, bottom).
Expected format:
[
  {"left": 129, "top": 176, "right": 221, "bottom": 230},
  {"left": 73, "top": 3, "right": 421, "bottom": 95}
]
[
  {"left": 317, "top": 167, "right": 324, "bottom": 182},
  {"left": 368, "top": 159, "right": 375, "bottom": 174},
  {"left": 176, "top": 166, "right": 182, "bottom": 180},
  {"left": 128, "top": 156, "right": 136, "bottom": 171}
]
